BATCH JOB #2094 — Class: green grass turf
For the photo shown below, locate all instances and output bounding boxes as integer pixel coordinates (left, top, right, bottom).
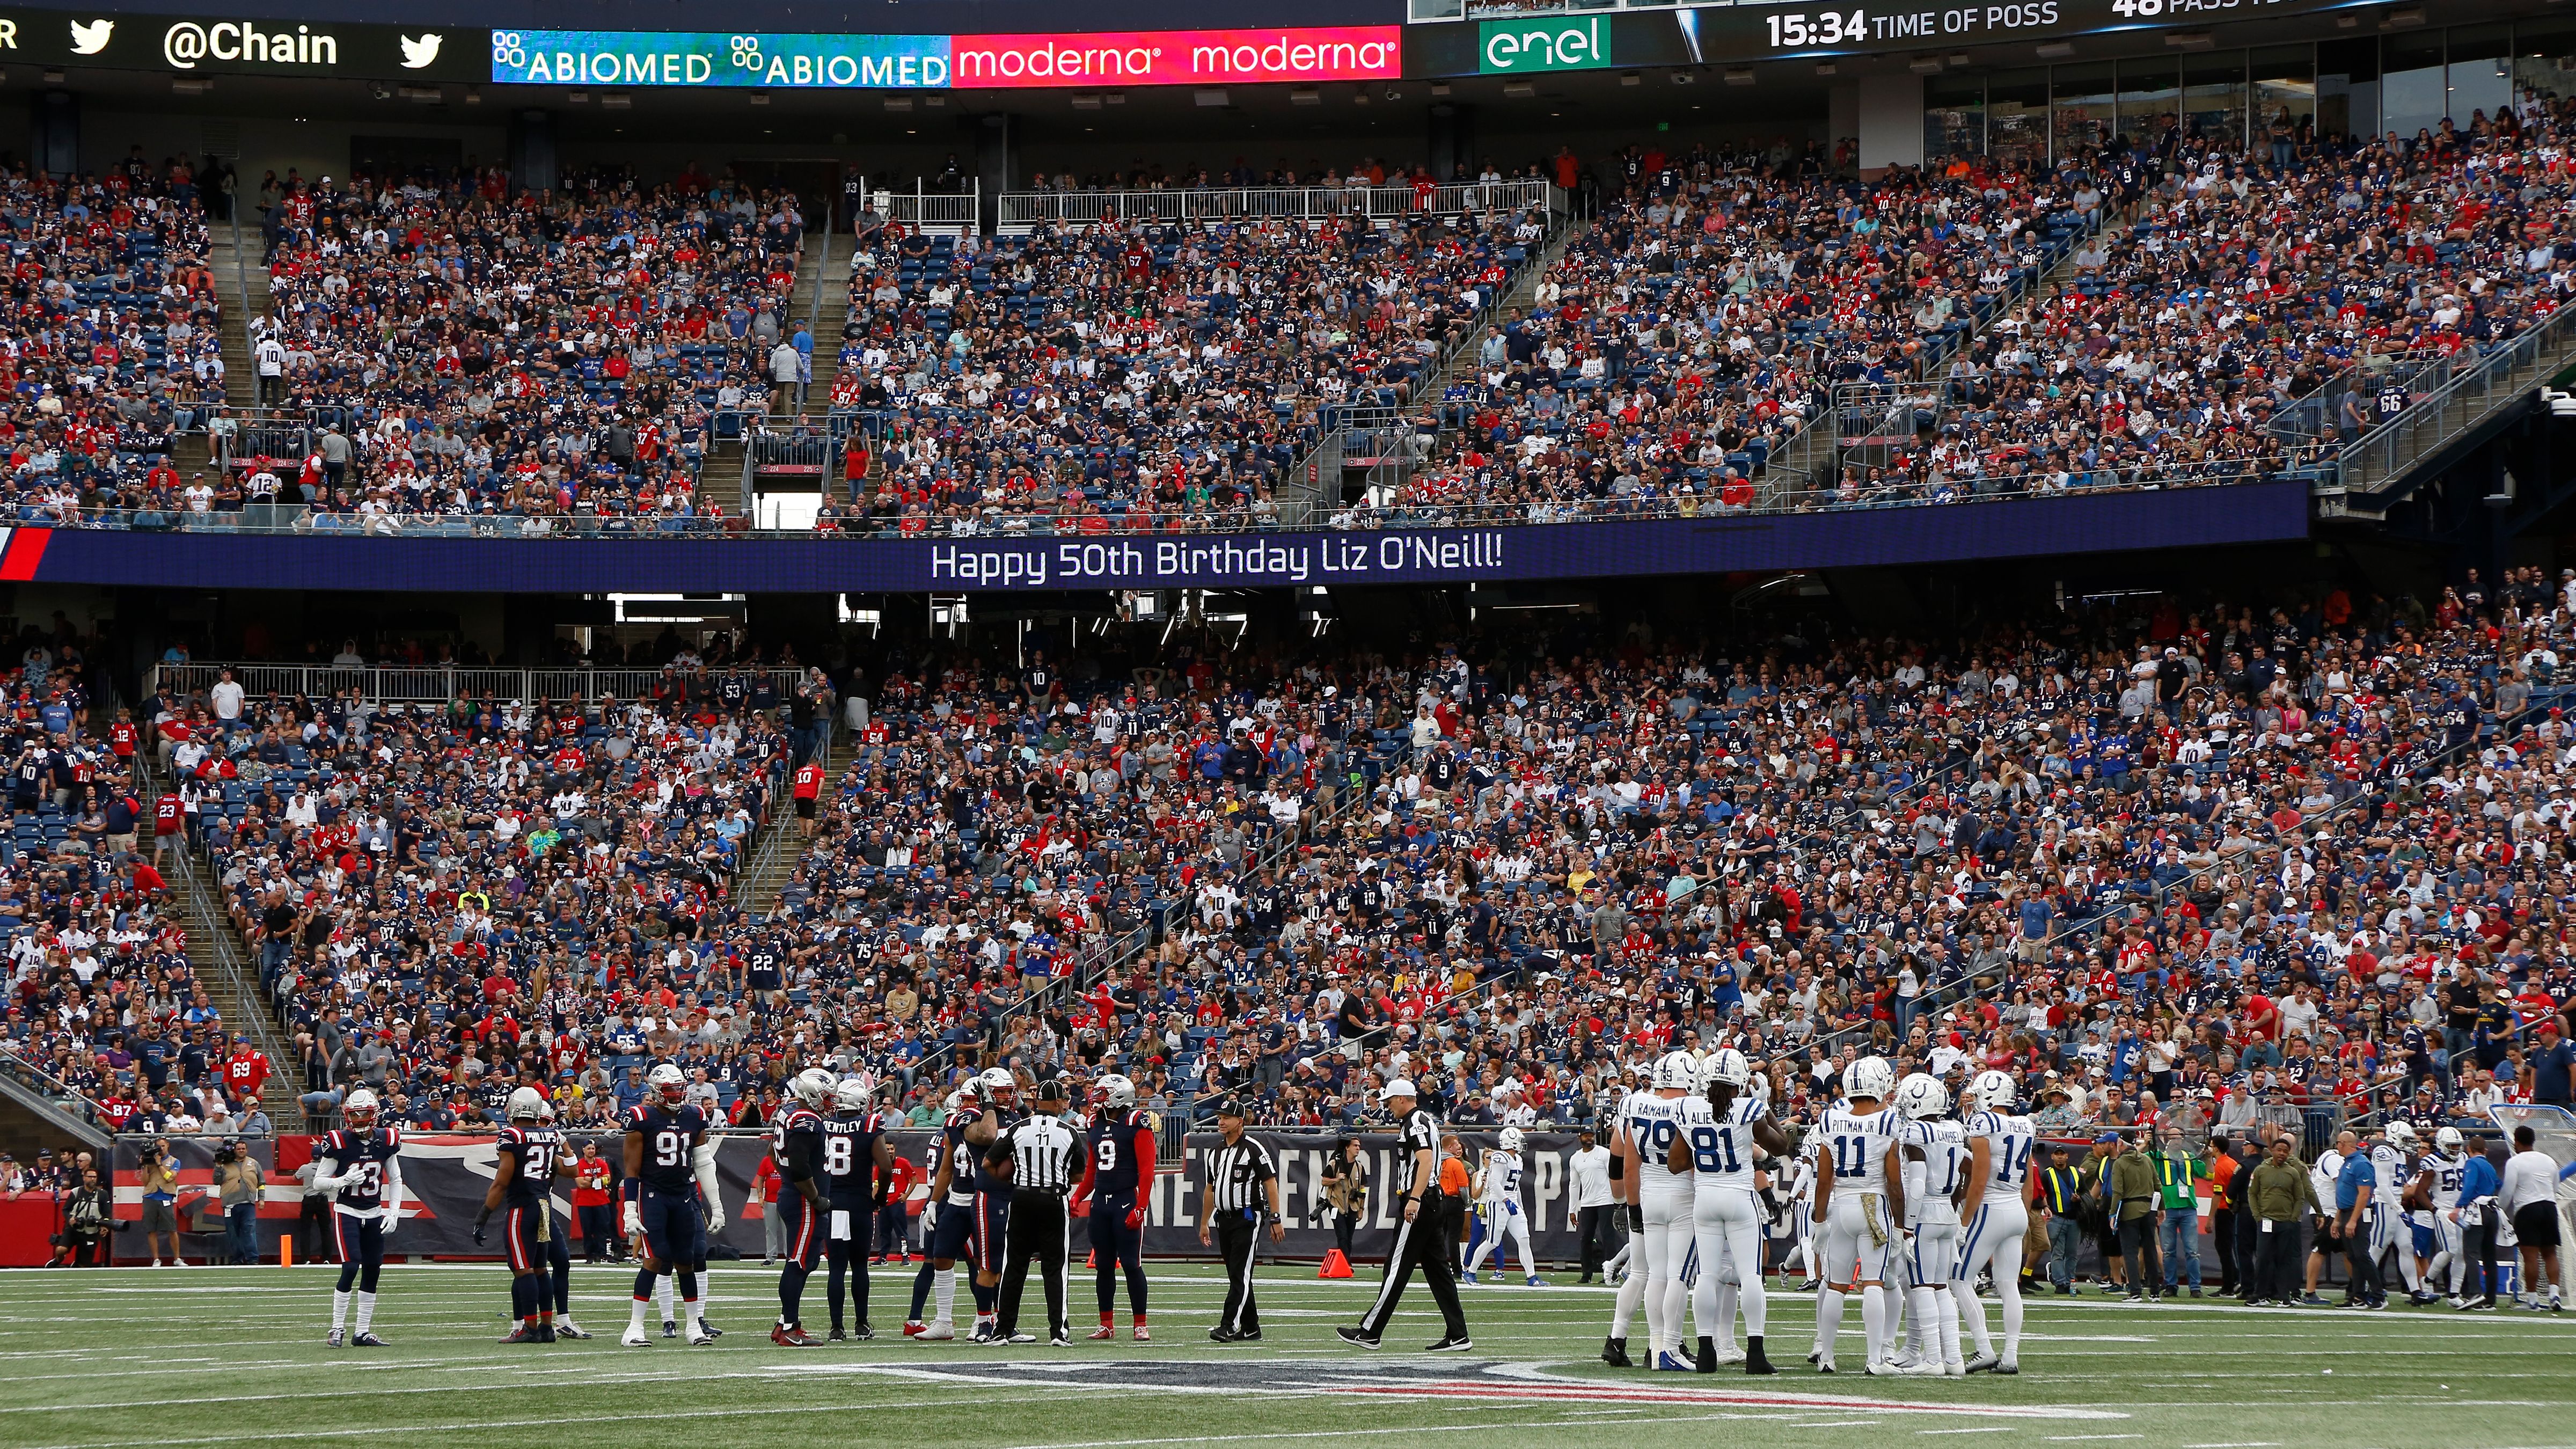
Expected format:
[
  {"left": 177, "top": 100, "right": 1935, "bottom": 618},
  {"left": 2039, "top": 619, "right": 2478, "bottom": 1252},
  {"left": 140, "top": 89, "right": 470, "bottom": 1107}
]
[{"left": 0, "top": 1263, "right": 2567, "bottom": 1449}]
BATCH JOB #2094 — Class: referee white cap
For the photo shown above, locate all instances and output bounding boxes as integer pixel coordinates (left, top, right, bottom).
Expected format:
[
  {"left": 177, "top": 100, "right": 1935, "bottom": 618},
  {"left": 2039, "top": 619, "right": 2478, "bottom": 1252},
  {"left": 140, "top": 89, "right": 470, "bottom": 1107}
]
[{"left": 1380, "top": 1080, "right": 1417, "bottom": 1101}]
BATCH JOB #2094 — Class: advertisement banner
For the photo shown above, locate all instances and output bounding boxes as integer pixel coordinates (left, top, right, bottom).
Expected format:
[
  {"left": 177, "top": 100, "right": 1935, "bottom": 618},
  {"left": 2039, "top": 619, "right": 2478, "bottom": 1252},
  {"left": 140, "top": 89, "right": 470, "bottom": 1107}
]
[
  {"left": 17, "top": 482, "right": 2313, "bottom": 594},
  {"left": 952, "top": 26, "right": 1400, "bottom": 89},
  {"left": 488, "top": 28, "right": 947, "bottom": 89},
  {"left": 481, "top": 24, "right": 1396, "bottom": 90},
  {"left": 0, "top": 9, "right": 487, "bottom": 79},
  {"left": 1475, "top": 15, "right": 1615, "bottom": 76}
]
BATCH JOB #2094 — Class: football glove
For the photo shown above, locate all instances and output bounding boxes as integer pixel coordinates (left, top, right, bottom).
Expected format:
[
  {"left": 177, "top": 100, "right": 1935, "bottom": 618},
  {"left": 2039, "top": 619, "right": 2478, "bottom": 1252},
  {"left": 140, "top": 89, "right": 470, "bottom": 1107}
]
[
  {"left": 705, "top": 1206, "right": 726, "bottom": 1233},
  {"left": 622, "top": 1200, "right": 643, "bottom": 1238},
  {"left": 1124, "top": 1204, "right": 1145, "bottom": 1231},
  {"left": 471, "top": 1216, "right": 488, "bottom": 1247}
]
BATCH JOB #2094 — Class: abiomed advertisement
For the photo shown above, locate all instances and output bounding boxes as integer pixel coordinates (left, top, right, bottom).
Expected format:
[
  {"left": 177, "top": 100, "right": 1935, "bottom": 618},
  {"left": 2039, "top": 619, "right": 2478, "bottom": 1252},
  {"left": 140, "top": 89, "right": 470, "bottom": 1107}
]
[{"left": 486, "top": 24, "right": 1402, "bottom": 89}]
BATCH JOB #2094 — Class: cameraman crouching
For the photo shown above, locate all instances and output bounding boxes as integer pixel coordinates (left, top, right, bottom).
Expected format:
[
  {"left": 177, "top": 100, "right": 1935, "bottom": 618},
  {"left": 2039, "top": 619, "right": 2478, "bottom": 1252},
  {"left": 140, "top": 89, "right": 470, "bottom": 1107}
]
[
  {"left": 137, "top": 1139, "right": 186, "bottom": 1267},
  {"left": 213, "top": 1140, "right": 264, "bottom": 1264}
]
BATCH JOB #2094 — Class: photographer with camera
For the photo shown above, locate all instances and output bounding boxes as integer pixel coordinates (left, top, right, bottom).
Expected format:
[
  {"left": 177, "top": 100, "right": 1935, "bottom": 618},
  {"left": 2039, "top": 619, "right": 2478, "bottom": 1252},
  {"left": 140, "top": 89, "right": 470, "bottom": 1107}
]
[
  {"left": 58, "top": 1167, "right": 113, "bottom": 1267},
  {"left": 213, "top": 1140, "right": 264, "bottom": 1264},
  {"left": 137, "top": 1138, "right": 188, "bottom": 1267}
]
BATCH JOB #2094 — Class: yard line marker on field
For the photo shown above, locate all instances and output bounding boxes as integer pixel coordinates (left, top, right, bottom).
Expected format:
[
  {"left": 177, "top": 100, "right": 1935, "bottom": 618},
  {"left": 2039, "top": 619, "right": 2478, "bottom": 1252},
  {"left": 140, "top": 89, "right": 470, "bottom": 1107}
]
[{"left": 1918, "top": 1428, "right": 2016, "bottom": 1435}]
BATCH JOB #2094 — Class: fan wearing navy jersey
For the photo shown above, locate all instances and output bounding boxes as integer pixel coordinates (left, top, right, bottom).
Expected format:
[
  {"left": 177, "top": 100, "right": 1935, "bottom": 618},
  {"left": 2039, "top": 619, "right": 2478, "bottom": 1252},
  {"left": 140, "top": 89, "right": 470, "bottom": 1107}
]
[
  {"left": 478, "top": 1086, "right": 568, "bottom": 1344},
  {"left": 314, "top": 1088, "right": 404, "bottom": 1347},
  {"left": 902, "top": 1082, "right": 987, "bottom": 1341},
  {"left": 961, "top": 1066, "right": 1021, "bottom": 1344},
  {"left": 821, "top": 1079, "right": 895, "bottom": 1342},
  {"left": 1070, "top": 1072, "right": 1156, "bottom": 1340},
  {"left": 741, "top": 937, "right": 787, "bottom": 1009},
  {"left": 771, "top": 1067, "right": 837, "bottom": 1346},
  {"left": 622, "top": 1063, "right": 723, "bottom": 1347}
]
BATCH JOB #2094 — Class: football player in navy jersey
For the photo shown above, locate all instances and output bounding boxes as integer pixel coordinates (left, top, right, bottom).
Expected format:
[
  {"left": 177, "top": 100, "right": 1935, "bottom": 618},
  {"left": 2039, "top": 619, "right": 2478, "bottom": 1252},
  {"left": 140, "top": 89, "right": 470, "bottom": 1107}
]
[
  {"left": 962, "top": 1066, "right": 1020, "bottom": 1344},
  {"left": 822, "top": 1079, "right": 896, "bottom": 1342},
  {"left": 623, "top": 1063, "right": 723, "bottom": 1346},
  {"left": 902, "top": 1080, "right": 987, "bottom": 1341},
  {"left": 535, "top": 1096, "right": 591, "bottom": 1338},
  {"left": 478, "top": 1086, "right": 567, "bottom": 1343},
  {"left": 1070, "top": 1072, "right": 1155, "bottom": 1340},
  {"left": 314, "top": 1088, "right": 404, "bottom": 1346},
  {"left": 771, "top": 1067, "right": 837, "bottom": 1346}
]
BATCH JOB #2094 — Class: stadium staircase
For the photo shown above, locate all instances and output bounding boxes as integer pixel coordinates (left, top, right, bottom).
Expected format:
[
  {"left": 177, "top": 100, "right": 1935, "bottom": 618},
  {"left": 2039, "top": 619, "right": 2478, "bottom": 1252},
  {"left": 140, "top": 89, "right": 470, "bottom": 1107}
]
[
  {"left": 739, "top": 731, "right": 828, "bottom": 919},
  {"left": 205, "top": 226, "right": 263, "bottom": 411},
  {"left": 1279, "top": 212, "right": 1590, "bottom": 525},
  {"left": 135, "top": 749, "right": 310, "bottom": 1133},
  {"left": 2317, "top": 304, "right": 2576, "bottom": 523}
]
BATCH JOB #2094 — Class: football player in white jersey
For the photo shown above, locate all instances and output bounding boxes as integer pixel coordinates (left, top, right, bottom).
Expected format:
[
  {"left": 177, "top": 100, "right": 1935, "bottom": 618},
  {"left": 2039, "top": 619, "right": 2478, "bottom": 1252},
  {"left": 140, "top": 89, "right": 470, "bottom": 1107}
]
[
  {"left": 1670, "top": 1048, "right": 1792, "bottom": 1374},
  {"left": 1953, "top": 1068, "right": 2036, "bottom": 1373},
  {"left": 2409, "top": 1125, "right": 2471, "bottom": 1305},
  {"left": 1890, "top": 1074, "right": 1967, "bottom": 1375},
  {"left": 1464, "top": 1128, "right": 1542, "bottom": 1286},
  {"left": 1777, "top": 1148, "right": 1818, "bottom": 1287},
  {"left": 1810, "top": 1056, "right": 1905, "bottom": 1374},
  {"left": 1606, "top": 1050, "right": 1699, "bottom": 1370},
  {"left": 2369, "top": 1123, "right": 2420, "bottom": 1299}
]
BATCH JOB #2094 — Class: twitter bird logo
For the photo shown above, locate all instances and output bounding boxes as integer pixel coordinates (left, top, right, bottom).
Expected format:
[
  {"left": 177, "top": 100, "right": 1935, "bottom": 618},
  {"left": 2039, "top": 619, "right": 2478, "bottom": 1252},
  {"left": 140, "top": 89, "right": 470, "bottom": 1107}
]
[
  {"left": 399, "top": 33, "right": 442, "bottom": 69},
  {"left": 68, "top": 18, "right": 113, "bottom": 54}
]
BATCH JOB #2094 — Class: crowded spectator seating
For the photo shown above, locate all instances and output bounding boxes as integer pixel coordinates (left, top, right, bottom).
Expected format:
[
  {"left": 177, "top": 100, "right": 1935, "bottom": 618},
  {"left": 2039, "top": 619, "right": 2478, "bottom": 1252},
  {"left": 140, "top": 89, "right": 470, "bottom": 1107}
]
[
  {"left": 811, "top": 199, "right": 1552, "bottom": 536},
  {"left": 0, "top": 628, "right": 271, "bottom": 1138},
  {"left": 129, "top": 569, "right": 2576, "bottom": 1148},
  {"left": 147, "top": 657, "right": 797, "bottom": 1128},
  {"left": 1811, "top": 99, "right": 2576, "bottom": 506},
  {"left": 1, "top": 162, "right": 230, "bottom": 524}
]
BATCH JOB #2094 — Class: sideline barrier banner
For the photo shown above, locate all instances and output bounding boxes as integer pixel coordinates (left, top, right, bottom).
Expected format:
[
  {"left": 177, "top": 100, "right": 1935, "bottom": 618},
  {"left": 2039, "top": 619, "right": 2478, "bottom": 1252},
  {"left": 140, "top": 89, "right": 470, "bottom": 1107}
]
[{"left": 16, "top": 483, "right": 2311, "bottom": 594}]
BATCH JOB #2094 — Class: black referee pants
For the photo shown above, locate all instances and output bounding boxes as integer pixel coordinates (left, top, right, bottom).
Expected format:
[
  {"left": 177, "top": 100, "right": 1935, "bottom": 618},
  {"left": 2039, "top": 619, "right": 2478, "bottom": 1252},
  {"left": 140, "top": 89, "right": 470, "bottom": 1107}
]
[
  {"left": 997, "top": 1190, "right": 1071, "bottom": 1342},
  {"left": 1357, "top": 1198, "right": 1467, "bottom": 1342},
  {"left": 1216, "top": 1212, "right": 1263, "bottom": 1336}
]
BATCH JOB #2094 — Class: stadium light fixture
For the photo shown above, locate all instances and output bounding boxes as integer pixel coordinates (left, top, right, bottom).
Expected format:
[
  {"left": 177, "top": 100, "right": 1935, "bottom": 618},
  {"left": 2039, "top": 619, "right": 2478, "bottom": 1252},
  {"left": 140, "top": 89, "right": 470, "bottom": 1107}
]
[
  {"left": 1502, "top": 81, "right": 1535, "bottom": 97},
  {"left": 886, "top": 96, "right": 916, "bottom": 111},
  {"left": 1813, "top": 61, "right": 1836, "bottom": 75},
  {"left": 2165, "top": 31, "right": 2214, "bottom": 47},
  {"left": 2036, "top": 41, "right": 2075, "bottom": 57},
  {"left": 1723, "top": 68, "right": 1755, "bottom": 85},
  {"left": 1195, "top": 89, "right": 1229, "bottom": 107},
  {"left": 599, "top": 91, "right": 632, "bottom": 108},
  {"left": 1290, "top": 88, "right": 1321, "bottom": 105},
  {"left": 1620, "top": 71, "right": 1642, "bottom": 85},
  {"left": 1908, "top": 55, "right": 1943, "bottom": 73},
  {"left": 173, "top": 78, "right": 214, "bottom": 95}
]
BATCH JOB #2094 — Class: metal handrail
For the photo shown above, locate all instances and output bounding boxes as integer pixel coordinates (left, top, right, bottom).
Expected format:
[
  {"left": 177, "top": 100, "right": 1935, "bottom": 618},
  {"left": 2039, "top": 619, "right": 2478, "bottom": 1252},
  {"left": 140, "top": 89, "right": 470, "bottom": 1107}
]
[
  {"left": 2339, "top": 303, "right": 2576, "bottom": 498},
  {"left": 992, "top": 180, "right": 1560, "bottom": 235},
  {"left": 146, "top": 662, "right": 807, "bottom": 708}
]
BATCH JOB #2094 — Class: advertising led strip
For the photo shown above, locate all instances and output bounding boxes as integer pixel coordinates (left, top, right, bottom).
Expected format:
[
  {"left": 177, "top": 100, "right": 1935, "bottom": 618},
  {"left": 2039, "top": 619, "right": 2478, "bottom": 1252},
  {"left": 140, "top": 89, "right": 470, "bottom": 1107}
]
[{"left": 483, "top": 24, "right": 1400, "bottom": 89}]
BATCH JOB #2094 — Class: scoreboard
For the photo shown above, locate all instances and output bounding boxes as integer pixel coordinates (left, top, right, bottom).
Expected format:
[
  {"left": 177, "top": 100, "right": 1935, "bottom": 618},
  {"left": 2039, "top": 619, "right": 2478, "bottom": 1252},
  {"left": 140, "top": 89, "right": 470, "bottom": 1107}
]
[{"left": 1411, "top": 0, "right": 2386, "bottom": 75}]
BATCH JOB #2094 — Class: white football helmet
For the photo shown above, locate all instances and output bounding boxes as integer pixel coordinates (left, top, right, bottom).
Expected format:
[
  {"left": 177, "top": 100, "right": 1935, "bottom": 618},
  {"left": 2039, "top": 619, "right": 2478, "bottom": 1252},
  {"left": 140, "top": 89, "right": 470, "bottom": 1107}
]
[
  {"left": 341, "top": 1088, "right": 380, "bottom": 1130},
  {"left": 979, "top": 1066, "right": 1019, "bottom": 1106},
  {"left": 2384, "top": 1119, "right": 2418, "bottom": 1147},
  {"left": 2435, "top": 1125, "right": 2464, "bottom": 1152},
  {"left": 1845, "top": 1056, "right": 1897, "bottom": 1103},
  {"left": 834, "top": 1078, "right": 873, "bottom": 1113},
  {"left": 1498, "top": 1126, "right": 1526, "bottom": 1153},
  {"left": 1895, "top": 1072, "right": 1949, "bottom": 1121},
  {"left": 787, "top": 1066, "right": 837, "bottom": 1107},
  {"left": 506, "top": 1085, "right": 548, "bottom": 1122},
  {"left": 1699, "top": 1048, "right": 1753, "bottom": 1092},
  {"left": 647, "top": 1062, "right": 689, "bottom": 1106},
  {"left": 1967, "top": 1069, "right": 2018, "bottom": 1112},
  {"left": 1651, "top": 1050, "right": 1698, "bottom": 1091},
  {"left": 1093, "top": 1073, "right": 1137, "bottom": 1111}
]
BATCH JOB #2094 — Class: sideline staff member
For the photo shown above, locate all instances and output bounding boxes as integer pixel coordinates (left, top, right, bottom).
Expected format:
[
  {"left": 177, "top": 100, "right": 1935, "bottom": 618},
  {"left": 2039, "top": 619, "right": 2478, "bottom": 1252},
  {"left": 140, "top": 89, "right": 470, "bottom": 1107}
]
[
  {"left": 1202, "top": 1098, "right": 1286, "bottom": 1342},
  {"left": 1338, "top": 1080, "right": 1471, "bottom": 1351}
]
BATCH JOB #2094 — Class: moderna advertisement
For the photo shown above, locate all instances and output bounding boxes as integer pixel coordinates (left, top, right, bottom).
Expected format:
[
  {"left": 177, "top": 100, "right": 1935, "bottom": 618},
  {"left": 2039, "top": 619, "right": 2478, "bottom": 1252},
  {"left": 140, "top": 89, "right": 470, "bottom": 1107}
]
[{"left": 487, "top": 25, "right": 1398, "bottom": 89}]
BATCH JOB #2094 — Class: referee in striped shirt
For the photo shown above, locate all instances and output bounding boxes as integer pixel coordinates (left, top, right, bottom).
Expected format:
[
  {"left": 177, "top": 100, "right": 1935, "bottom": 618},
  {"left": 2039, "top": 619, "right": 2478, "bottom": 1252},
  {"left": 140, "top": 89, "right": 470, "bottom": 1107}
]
[
  {"left": 992, "top": 1078, "right": 1080, "bottom": 1346},
  {"left": 1202, "top": 1098, "right": 1285, "bottom": 1342},
  {"left": 1339, "top": 1080, "right": 1471, "bottom": 1351}
]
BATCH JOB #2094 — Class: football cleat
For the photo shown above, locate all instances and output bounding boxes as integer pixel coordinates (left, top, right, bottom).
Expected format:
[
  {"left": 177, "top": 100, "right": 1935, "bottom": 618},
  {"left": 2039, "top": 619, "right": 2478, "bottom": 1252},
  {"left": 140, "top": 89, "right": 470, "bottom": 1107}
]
[
  {"left": 350, "top": 1332, "right": 389, "bottom": 1348},
  {"left": 325, "top": 1329, "right": 346, "bottom": 1349},
  {"left": 770, "top": 1324, "right": 816, "bottom": 1347},
  {"left": 1995, "top": 1361, "right": 2022, "bottom": 1374},
  {"left": 1209, "top": 1327, "right": 1237, "bottom": 1344},
  {"left": 1865, "top": 1359, "right": 1902, "bottom": 1377},
  {"left": 1089, "top": 1324, "right": 1117, "bottom": 1340},
  {"left": 1461, "top": 1271, "right": 1479, "bottom": 1285},
  {"left": 1744, "top": 1340, "right": 1776, "bottom": 1375},
  {"left": 1655, "top": 1350, "right": 1694, "bottom": 1372},
  {"left": 1601, "top": 1336, "right": 1631, "bottom": 1368},
  {"left": 698, "top": 1321, "right": 723, "bottom": 1340},
  {"left": 917, "top": 1321, "right": 956, "bottom": 1341},
  {"left": 536, "top": 1324, "right": 558, "bottom": 1344},
  {"left": 971, "top": 1324, "right": 996, "bottom": 1345},
  {"left": 903, "top": 1320, "right": 928, "bottom": 1338},
  {"left": 1132, "top": 1324, "right": 1152, "bottom": 1342},
  {"left": 827, "top": 1328, "right": 847, "bottom": 1343},
  {"left": 1716, "top": 1345, "right": 1747, "bottom": 1366},
  {"left": 555, "top": 1321, "right": 592, "bottom": 1341},
  {"left": 663, "top": 1319, "right": 678, "bottom": 1339},
  {"left": 1425, "top": 1336, "right": 1473, "bottom": 1352},
  {"left": 854, "top": 1323, "right": 875, "bottom": 1341},
  {"left": 1007, "top": 1333, "right": 1041, "bottom": 1345},
  {"left": 500, "top": 1326, "right": 534, "bottom": 1345},
  {"left": 620, "top": 1326, "right": 651, "bottom": 1347},
  {"left": 1336, "top": 1326, "right": 1381, "bottom": 1349},
  {"left": 1815, "top": 1357, "right": 1837, "bottom": 1374},
  {"left": 1899, "top": 1358, "right": 1945, "bottom": 1376},
  {"left": 1230, "top": 1329, "right": 1263, "bottom": 1342},
  {"left": 1526, "top": 1275, "right": 1545, "bottom": 1287},
  {"left": 1050, "top": 1335, "right": 1072, "bottom": 1349},
  {"left": 1964, "top": 1352, "right": 2002, "bottom": 1374}
]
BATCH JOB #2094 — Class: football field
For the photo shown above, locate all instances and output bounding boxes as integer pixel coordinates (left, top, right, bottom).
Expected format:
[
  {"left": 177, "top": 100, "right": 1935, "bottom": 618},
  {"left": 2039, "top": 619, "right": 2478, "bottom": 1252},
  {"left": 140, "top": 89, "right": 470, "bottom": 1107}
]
[{"left": 2, "top": 1263, "right": 2569, "bottom": 1449}]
